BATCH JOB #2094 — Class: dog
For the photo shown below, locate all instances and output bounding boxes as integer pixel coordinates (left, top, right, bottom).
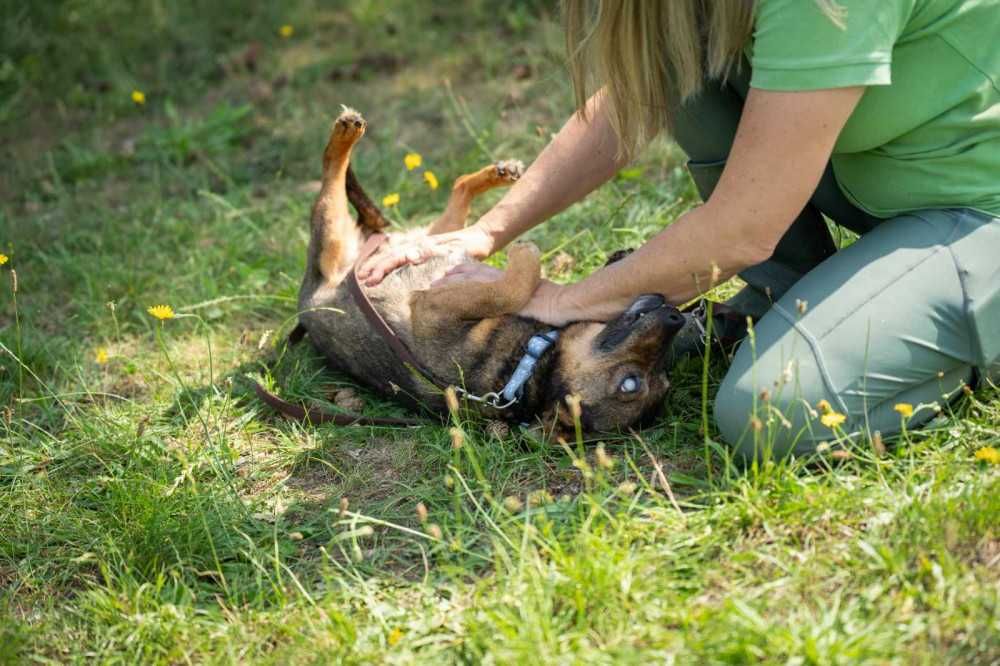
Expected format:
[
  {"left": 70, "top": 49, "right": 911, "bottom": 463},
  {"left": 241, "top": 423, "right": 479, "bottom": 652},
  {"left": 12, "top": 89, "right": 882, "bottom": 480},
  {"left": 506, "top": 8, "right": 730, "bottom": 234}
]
[{"left": 295, "top": 107, "right": 686, "bottom": 436}]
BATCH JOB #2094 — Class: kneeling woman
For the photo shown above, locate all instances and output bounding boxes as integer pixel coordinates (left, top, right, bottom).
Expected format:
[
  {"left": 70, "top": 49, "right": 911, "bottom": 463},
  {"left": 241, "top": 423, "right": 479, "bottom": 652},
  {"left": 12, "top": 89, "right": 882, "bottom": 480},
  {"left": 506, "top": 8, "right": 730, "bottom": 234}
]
[{"left": 360, "top": 0, "right": 1000, "bottom": 459}]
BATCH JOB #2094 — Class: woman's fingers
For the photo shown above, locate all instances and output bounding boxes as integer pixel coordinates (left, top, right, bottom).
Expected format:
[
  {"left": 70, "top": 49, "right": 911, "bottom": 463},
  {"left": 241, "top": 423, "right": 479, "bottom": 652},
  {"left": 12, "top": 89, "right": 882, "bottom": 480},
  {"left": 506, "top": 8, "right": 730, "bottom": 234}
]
[
  {"left": 362, "top": 249, "right": 415, "bottom": 286},
  {"left": 360, "top": 241, "right": 444, "bottom": 286}
]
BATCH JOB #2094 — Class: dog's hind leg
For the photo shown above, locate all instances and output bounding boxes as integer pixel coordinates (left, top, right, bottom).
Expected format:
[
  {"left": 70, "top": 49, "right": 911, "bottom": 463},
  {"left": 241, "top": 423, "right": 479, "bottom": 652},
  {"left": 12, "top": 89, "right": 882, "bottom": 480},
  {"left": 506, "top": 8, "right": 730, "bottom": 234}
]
[
  {"left": 411, "top": 242, "right": 540, "bottom": 332},
  {"left": 307, "top": 107, "right": 368, "bottom": 284},
  {"left": 426, "top": 160, "right": 524, "bottom": 235},
  {"left": 346, "top": 165, "right": 390, "bottom": 233}
]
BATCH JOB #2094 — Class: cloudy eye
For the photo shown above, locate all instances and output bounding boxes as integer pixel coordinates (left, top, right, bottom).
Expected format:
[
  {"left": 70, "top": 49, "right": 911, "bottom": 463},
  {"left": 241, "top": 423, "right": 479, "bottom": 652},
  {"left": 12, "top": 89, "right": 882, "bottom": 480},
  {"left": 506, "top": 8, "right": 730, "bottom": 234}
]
[{"left": 619, "top": 375, "right": 641, "bottom": 394}]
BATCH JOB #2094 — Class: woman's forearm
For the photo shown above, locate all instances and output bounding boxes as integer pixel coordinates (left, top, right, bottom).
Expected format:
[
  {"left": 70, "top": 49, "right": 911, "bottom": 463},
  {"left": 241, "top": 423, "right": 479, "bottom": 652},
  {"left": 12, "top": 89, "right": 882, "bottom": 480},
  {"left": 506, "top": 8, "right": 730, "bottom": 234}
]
[
  {"left": 554, "top": 203, "right": 760, "bottom": 320},
  {"left": 475, "top": 91, "right": 630, "bottom": 252},
  {"left": 545, "top": 87, "right": 865, "bottom": 323}
]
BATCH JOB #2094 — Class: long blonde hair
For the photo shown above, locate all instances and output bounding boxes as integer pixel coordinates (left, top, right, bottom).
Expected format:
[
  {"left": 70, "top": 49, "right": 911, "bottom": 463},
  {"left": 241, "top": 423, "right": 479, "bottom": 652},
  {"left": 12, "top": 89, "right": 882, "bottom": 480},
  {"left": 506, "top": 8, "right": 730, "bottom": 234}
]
[{"left": 563, "top": 0, "right": 844, "bottom": 159}]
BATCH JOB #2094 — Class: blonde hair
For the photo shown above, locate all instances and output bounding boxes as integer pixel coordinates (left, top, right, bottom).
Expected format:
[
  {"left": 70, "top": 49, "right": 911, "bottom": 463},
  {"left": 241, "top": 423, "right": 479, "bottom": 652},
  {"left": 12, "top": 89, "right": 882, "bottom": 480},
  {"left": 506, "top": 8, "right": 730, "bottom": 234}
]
[{"left": 563, "top": 0, "right": 844, "bottom": 160}]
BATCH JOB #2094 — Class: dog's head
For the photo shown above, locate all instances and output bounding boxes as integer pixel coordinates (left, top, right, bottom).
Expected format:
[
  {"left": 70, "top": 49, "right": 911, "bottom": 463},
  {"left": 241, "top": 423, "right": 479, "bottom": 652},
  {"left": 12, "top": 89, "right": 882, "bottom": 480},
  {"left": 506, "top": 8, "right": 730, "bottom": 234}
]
[{"left": 542, "top": 293, "right": 686, "bottom": 435}]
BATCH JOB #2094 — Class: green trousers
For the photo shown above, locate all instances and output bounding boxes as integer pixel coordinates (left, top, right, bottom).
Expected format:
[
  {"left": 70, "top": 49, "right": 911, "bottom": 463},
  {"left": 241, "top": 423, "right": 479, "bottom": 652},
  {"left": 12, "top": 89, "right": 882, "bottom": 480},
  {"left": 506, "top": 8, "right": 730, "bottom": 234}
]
[{"left": 672, "top": 66, "right": 1000, "bottom": 460}]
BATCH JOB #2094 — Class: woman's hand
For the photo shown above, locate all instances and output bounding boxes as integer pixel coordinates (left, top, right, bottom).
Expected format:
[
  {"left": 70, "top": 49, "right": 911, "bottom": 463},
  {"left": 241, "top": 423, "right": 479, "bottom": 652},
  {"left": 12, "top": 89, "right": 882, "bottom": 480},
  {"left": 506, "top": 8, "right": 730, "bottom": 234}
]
[{"left": 357, "top": 225, "right": 493, "bottom": 286}]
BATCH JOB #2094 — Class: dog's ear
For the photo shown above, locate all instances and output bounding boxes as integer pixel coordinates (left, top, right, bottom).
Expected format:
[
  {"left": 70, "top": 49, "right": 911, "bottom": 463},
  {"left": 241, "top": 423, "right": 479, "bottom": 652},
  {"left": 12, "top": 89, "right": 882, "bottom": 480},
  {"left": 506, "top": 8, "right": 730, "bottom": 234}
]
[{"left": 604, "top": 248, "right": 634, "bottom": 267}]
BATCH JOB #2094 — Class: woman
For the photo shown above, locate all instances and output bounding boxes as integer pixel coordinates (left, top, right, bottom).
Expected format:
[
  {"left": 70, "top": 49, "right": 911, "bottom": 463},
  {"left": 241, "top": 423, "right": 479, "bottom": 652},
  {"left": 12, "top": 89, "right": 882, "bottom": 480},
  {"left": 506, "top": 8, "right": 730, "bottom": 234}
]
[{"left": 359, "top": 0, "right": 1000, "bottom": 460}]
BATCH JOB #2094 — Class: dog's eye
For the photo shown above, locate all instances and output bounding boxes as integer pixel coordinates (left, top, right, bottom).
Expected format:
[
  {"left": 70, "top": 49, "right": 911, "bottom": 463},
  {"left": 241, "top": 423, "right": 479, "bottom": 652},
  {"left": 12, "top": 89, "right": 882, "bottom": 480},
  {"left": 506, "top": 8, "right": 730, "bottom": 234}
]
[{"left": 619, "top": 375, "right": 641, "bottom": 394}]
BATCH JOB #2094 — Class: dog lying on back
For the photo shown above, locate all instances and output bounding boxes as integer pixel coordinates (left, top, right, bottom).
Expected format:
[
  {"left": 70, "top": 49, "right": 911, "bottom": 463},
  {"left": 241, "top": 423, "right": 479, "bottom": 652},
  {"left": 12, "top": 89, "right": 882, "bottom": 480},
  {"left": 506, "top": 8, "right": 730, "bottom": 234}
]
[{"left": 295, "top": 108, "right": 685, "bottom": 435}]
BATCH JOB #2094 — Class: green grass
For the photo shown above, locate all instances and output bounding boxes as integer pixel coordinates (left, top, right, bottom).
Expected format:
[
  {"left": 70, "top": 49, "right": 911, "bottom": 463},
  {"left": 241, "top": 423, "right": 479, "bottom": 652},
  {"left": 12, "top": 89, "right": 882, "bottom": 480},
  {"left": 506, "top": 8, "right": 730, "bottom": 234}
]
[{"left": 1, "top": 1, "right": 998, "bottom": 663}]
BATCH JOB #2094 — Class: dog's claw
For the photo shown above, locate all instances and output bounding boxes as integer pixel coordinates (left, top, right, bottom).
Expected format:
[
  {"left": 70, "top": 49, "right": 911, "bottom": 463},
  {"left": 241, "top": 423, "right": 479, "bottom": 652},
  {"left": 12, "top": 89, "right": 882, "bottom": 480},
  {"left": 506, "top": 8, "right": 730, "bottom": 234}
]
[
  {"left": 333, "top": 106, "right": 366, "bottom": 142},
  {"left": 494, "top": 159, "right": 524, "bottom": 182}
]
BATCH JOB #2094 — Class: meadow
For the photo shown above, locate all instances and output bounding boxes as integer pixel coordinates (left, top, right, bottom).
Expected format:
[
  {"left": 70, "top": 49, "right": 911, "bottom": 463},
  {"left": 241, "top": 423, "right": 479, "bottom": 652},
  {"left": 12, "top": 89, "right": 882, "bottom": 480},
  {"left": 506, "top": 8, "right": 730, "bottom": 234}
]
[{"left": 1, "top": 1, "right": 997, "bottom": 663}]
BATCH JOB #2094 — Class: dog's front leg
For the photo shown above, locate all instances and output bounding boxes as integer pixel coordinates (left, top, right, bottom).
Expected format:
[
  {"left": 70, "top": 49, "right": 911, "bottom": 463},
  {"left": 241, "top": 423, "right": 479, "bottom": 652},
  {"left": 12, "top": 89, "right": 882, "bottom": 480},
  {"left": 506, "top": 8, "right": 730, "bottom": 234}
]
[{"left": 411, "top": 242, "right": 541, "bottom": 334}]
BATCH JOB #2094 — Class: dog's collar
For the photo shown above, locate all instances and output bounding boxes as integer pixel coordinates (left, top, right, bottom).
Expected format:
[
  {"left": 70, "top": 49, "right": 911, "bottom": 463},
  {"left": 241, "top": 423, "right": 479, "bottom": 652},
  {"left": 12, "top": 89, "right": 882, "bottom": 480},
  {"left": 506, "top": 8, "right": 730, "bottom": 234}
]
[{"left": 499, "top": 330, "right": 560, "bottom": 404}]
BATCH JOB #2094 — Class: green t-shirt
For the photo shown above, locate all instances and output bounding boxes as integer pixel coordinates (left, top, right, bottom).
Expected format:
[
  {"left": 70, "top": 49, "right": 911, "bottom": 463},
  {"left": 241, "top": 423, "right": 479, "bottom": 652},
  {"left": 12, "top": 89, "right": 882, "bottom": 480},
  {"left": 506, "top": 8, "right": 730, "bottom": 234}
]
[{"left": 751, "top": 0, "right": 1000, "bottom": 219}]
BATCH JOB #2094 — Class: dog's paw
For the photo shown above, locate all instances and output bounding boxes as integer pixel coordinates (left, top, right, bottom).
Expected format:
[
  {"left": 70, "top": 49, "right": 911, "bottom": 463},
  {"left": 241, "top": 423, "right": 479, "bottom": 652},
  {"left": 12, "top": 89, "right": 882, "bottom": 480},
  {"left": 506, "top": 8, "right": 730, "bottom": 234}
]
[
  {"left": 494, "top": 159, "right": 524, "bottom": 183},
  {"left": 332, "top": 105, "right": 366, "bottom": 143},
  {"left": 508, "top": 241, "right": 541, "bottom": 264}
]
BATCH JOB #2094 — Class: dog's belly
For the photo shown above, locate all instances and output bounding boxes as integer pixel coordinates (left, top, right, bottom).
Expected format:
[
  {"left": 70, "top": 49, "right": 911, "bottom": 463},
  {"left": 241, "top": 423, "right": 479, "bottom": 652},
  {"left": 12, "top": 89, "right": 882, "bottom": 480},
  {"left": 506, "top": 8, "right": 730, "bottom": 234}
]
[{"left": 297, "top": 238, "right": 464, "bottom": 411}]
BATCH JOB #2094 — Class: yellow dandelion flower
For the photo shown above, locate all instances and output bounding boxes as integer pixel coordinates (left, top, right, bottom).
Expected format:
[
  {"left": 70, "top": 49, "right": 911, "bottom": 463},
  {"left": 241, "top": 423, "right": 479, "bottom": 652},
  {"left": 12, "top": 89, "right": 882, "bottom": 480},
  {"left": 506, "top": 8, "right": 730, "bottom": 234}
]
[
  {"left": 423, "top": 170, "right": 439, "bottom": 190},
  {"left": 147, "top": 304, "right": 175, "bottom": 320},
  {"left": 0, "top": 253, "right": 7, "bottom": 266},
  {"left": 387, "top": 628, "right": 405, "bottom": 646},
  {"left": 820, "top": 411, "right": 846, "bottom": 428},
  {"left": 404, "top": 152, "right": 422, "bottom": 171},
  {"left": 279, "top": 24, "right": 294, "bottom": 38},
  {"left": 94, "top": 347, "right": 109, "bottom": 365},
  {"left": 816, "top": 399, "right": 832, "bottom": 414},
  {"left": 131, "top": 90, "right": 146, "bottom": 105},
  {"left": 893, "top": 402, "right": 914, "bottom": 419},
  {"left": 974, "top": 446, "right": 1000, "bottom": 465},
  {"left": 382, "top": 192, "right": 400, "bottom": 207}
]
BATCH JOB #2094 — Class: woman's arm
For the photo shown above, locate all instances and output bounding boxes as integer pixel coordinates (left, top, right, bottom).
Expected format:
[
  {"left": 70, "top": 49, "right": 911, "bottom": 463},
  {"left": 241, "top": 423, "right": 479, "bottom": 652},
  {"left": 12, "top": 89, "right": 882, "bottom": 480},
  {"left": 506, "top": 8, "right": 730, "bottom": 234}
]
[
  {"left": 358, "top": 91, "right": 629, "bottom": 285},
  {"left": 474, "top": 90, "right": 629, "bottom": 251},
  {"left": 523, "top": 85, "right": 866, "bottom": 324}
]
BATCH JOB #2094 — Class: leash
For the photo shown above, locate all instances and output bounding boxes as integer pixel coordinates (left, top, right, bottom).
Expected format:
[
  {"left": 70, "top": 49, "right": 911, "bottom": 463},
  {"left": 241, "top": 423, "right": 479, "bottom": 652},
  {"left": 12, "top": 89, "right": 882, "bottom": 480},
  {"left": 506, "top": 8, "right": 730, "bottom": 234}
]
[{"left": 252, "top": 378, "right": 429, "bottom": 427}]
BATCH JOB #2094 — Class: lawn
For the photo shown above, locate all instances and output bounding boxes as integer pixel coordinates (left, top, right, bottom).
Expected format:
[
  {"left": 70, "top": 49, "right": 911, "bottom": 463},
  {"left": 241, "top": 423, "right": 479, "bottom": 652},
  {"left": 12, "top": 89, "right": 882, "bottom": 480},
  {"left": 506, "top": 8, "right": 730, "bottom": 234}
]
[{"left": 1, "top": 1, "right": 998, "bottom": 663}]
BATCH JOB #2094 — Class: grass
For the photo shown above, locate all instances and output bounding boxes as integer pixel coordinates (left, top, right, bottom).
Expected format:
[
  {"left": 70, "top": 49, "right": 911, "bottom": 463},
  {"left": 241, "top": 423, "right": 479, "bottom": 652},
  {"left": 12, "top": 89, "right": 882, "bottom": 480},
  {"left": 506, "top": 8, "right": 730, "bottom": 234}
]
[{"left": 1, "top": 1, "right": 998, "bottom": 663}]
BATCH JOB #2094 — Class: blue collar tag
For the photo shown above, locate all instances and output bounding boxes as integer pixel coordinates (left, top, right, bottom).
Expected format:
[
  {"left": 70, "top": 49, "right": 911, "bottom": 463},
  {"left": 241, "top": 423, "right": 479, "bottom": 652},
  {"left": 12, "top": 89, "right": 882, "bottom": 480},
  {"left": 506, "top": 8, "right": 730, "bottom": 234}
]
[{"left": 499, "top": 330, "right": 560, "bottom": 404}]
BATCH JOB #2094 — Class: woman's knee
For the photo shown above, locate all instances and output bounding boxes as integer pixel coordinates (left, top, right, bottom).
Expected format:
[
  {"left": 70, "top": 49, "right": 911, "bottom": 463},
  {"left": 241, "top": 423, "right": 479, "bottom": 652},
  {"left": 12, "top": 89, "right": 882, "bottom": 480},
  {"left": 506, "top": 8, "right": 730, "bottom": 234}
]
[{"left": 714, "top": 338, "right": 832, "bottom": 461}]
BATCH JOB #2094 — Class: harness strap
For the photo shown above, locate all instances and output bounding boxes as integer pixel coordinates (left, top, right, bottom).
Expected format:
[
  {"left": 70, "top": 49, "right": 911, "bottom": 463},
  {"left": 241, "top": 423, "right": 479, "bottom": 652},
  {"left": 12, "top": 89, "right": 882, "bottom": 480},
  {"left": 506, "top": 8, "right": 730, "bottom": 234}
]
[
  {"left": 345, "top": 234, "right": 451, "bottom": 390},
  {"left": 253, "top": 236, "right": 432, "bottom": 428}
]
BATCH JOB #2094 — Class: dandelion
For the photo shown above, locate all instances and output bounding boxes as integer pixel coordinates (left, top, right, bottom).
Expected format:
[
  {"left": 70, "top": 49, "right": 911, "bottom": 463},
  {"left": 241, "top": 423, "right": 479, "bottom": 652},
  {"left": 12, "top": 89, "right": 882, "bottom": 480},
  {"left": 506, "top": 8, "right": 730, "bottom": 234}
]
[
  {"left": 404, "top": 152, "right": 422, "bottom": 170},
  {"left": 527, "top": 489, "right": 554, "bottom": 507},
  {"left": 382, "top": 192, "right": 400, "bottom": 207},
  {"left": 131, "top": 90, "right": 146, "bottom": 105},
  {"left": 893, "top": 402, "right": 914, "bottom": 419},
  {"left": 820, "top": 411, "right": 846, "bottom": 428},
  {"left": 444, "top": 386, "right": 459, "bottom": 413},
  {"left": 872, "top": 431, "right": 886, "bottom": 457},
  {"left": 502, "top": 495, "right": 524, "bottom": 512},
  {"left": 816, "top": 399, "right": 832, "bottom": 414},
  {"left": 565, "top": 393, "right": 582, "bottom": 421},
  {"left": 94, "top": 347, "right": 109, "bottom": 365},
  {"left": 147, "top": 304, "right": 175, "bottom": 320},
  {"left": 616, "top": 481, "right": 637, "bottom": 496},
  {"left": 387, "top": 628, "right": 404, "bottom": 647},
  {"left": 423, "top": 170, "right": 439, "bottom": 190},
  {"left": 279, "top": 24, "right": 294, "bottom": 38},
  {"left": 595, "top": 442, "right": 614, "bottom": 470},
  {"left": 974, "top": 446, "right": 1000, "bottom": 465},
  {"left": 0, "top": 254, "right": 7, "bottom": 266}
]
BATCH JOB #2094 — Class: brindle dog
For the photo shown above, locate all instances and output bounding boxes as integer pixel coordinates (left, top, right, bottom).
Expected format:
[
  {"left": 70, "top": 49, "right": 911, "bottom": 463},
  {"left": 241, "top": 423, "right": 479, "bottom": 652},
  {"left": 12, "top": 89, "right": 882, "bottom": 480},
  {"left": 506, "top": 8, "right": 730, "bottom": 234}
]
[{"left": 296, "top": 108, "right": 686, "bottom": 435}]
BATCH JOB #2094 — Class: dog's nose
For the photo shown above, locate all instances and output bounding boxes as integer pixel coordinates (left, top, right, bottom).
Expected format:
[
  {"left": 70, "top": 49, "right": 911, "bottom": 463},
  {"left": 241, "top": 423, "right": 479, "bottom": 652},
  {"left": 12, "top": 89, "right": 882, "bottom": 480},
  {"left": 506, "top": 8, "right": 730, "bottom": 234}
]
[
  {"left": 664, "top": 307, "right": 685, "bottom": 331},
  {"left": 626, "top": 293, "right": 666, "bottom": 318}
]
